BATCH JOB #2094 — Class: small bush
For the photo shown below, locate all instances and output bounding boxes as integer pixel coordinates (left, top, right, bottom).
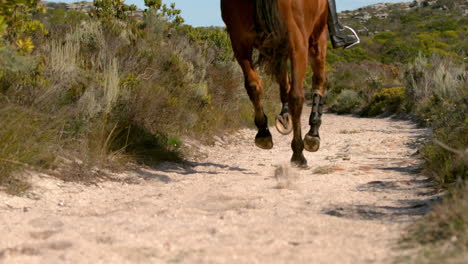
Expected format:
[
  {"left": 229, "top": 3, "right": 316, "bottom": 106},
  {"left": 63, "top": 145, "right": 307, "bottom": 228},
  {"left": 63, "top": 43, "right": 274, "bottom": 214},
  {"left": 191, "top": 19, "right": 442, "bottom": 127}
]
[
  {"left": 361, "top": 86, "right": 406, "bottom": 116},
  {"left": 328, "top": 89, "right": 363, "bottom": 114}
]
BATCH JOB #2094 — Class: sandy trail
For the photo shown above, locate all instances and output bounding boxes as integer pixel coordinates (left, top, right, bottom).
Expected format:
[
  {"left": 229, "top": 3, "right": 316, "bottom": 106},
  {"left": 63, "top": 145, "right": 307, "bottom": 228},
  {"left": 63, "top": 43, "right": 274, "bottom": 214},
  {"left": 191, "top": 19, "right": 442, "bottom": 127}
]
[{"left": 0, "top": 112, "right": 438, "bottom": 264}]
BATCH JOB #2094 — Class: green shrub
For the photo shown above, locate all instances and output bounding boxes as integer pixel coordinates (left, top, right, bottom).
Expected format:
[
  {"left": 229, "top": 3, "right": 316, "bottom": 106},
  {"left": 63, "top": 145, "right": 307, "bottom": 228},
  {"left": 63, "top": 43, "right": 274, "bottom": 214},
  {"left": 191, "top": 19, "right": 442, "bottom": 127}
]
[
  {"left": 328, "top": 89, "right": 364, "bottom": 115},
  {"left": 425, "top": 18, "right": 459, "bottom": 32},
  {"left": 0, "top": 0, "right": 48, "bottom": 54},
  {"left": 362, "top": 87, "right": 406, "bottom": 116},
  {"left": 342, "top": 46, "right": 370, "bottom": 62},
  {"left": 381, "top": 40, "right": 420, "bottom": 63},
  {"left": 92, "top": 0, "right": 137, "bottom": 21}
]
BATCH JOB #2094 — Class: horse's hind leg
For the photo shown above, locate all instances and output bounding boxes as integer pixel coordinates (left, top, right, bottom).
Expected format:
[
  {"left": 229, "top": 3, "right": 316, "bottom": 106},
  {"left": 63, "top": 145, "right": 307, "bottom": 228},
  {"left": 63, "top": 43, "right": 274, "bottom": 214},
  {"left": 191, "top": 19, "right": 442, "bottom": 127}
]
[
  {"left": 304, "top": 31, "right": 328, "bottom": 152},
  {"left": 275, "top": 62, "right": 293, "bottom": 135},
  {"left": 232, "top": 42, "right": 273, "bottom": 149}
]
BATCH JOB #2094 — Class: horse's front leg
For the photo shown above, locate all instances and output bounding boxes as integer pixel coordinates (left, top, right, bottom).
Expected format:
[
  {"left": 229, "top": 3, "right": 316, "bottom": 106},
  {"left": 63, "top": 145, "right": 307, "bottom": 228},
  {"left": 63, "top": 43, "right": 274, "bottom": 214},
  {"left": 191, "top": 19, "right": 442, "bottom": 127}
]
[
  {"left": 288, "top": 32, "right": 308, "bottom": 167},
  {"left": 304, "top": 32, "right": 328, "bottom": 152},
  {"left": 233, "top": 43, "right": 273, "bottom": 149}
]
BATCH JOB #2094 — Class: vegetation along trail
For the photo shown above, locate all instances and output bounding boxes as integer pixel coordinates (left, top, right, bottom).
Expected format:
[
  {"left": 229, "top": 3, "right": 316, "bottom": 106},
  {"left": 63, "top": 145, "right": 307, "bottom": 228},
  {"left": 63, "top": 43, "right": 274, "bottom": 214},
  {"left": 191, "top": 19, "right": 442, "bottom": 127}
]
[{"left": 0, "top": 110, "right": 440, "bottom": 263}]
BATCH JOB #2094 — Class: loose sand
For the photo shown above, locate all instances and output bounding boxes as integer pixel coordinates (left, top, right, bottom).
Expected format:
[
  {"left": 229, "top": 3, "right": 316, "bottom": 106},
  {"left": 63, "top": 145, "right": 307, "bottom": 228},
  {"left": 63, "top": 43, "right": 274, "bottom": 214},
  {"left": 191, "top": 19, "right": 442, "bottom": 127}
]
[{"left": 0, "top": 112, "right": 438, "bottom": 264}]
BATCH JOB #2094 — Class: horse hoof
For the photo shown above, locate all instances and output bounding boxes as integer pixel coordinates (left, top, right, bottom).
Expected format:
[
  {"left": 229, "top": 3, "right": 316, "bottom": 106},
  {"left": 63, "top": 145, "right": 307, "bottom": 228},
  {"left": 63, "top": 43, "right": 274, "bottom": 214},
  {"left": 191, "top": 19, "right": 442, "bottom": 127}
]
[
  {"left": 304, "top": 135, "right": 320, "bottom": 152},
  {"left": 291, "top": 154, "right": 308, "bottom": 169},
  {"left": 255, "top": 137, "right": 273, "bottom": 149},
  {"left": 275, "top": 113, "right": 293, "bottom": 135},
  {"left": 255, "top": 130, "right": 273, "bottom": 150}
]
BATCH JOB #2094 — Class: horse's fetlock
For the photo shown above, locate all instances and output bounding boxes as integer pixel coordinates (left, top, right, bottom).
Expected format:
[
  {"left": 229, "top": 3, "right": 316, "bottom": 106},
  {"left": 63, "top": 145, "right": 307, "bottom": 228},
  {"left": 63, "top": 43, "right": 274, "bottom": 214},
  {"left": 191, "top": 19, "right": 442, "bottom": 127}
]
[
  {"left": 281, "top": 102, "right": 289, "bottom": 114},
  {"left": 291, "top": 138, "right": 304, "bottom": 152},
  {"left": 254, "top": 113, "right": 268, "bottom": 129}
]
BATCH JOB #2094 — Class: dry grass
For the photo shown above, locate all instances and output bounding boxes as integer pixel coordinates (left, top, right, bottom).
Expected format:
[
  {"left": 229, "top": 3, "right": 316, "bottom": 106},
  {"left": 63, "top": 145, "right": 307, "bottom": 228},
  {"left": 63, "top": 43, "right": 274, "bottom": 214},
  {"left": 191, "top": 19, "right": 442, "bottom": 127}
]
[
  {"left": 78, "top": 58, "right": 120, "bottom": 117},
  {"left": 0, "top": 105, "right": 60, "bottom": 194},
  {"left": 405, "top": 55, "right": 465, "bottom": 101}
]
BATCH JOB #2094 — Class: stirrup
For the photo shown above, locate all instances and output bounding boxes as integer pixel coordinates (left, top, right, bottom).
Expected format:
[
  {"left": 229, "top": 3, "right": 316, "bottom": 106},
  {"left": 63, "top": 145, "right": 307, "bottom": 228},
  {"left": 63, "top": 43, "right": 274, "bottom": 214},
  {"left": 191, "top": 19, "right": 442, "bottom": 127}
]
[{"left": 343, "top": 26, "right": 360, "bottom": 49}]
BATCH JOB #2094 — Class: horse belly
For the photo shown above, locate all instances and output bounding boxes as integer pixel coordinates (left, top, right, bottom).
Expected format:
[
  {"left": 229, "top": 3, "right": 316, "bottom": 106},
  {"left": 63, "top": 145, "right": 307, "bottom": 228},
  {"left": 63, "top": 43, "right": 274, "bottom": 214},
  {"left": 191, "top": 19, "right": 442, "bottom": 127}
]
[
  {"left": 282, "top": 0, "right": 327, "bottom": 38},
  {"left": 221, "top": 0, "right": 255, "bottom": 29}
]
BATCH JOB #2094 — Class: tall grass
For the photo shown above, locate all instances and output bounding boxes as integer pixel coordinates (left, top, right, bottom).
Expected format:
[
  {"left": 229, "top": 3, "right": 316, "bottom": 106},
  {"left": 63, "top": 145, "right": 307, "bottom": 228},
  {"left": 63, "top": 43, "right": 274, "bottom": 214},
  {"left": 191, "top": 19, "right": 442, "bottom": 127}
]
[
  {"left": 48, "top": 39, "right": 80, "bottom": 75},
  {"left": 405, "top": 55, "right": 465, "bottom": 105}
]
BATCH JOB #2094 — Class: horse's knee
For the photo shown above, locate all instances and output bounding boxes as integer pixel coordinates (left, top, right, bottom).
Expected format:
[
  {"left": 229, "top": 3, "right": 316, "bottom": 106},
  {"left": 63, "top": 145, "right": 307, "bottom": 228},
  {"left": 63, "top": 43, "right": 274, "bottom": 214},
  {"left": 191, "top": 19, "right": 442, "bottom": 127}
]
[{"left": 244, "top": 80, "right": 263, "bottom": 102}]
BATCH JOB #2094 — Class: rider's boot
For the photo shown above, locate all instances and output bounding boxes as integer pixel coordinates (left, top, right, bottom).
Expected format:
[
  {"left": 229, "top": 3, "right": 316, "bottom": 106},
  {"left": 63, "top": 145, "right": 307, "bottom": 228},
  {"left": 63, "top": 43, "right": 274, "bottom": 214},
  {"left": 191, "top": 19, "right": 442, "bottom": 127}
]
[{"left": 327, "top": 0, "right": 360, "bottom": 49}]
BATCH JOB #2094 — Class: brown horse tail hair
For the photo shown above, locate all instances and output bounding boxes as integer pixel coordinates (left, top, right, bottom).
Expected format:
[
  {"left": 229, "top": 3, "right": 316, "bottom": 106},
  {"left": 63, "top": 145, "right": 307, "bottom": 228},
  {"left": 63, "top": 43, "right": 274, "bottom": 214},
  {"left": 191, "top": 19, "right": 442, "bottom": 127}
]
[{"left": 255, "top": 0, "right": 289, "bottom": 76}]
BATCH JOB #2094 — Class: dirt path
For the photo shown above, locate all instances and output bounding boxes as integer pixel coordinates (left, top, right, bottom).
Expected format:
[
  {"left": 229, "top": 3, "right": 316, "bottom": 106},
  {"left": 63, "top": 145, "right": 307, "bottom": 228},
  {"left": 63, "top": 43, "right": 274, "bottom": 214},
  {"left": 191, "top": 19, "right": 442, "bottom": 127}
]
[{"left": 0, "top": 112, "right": 438, "bottom": 264}]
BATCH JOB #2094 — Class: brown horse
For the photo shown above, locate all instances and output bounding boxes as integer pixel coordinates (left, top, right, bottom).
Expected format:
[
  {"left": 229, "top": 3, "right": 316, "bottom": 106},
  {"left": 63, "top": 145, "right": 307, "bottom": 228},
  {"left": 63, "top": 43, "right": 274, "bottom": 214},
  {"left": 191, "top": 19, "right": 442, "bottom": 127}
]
[{"left": 221, "top": 0, "right": 328, "bottom": 167}]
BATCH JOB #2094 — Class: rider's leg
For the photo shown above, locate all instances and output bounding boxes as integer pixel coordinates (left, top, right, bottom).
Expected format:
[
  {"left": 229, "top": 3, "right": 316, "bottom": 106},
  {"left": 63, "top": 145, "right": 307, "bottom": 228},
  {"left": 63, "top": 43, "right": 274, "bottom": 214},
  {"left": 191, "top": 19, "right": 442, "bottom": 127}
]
[{"left": 327, "top": 0, "right": 359, "bottom": 49}]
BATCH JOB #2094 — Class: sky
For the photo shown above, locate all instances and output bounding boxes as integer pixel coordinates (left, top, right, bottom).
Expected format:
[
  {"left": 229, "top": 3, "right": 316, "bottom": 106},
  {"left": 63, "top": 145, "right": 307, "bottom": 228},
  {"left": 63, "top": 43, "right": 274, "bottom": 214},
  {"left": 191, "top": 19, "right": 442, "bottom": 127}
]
[{"left": 52, "top": 0, "right": 411, "bottom": 27}]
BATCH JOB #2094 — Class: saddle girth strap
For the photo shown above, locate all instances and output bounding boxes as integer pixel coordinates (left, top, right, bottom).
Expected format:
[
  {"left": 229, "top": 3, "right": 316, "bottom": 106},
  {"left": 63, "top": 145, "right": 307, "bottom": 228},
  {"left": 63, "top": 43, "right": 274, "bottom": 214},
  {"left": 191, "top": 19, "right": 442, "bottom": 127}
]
[{"left": 309, "top": 93, "right": 324, "bottom": 137}]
